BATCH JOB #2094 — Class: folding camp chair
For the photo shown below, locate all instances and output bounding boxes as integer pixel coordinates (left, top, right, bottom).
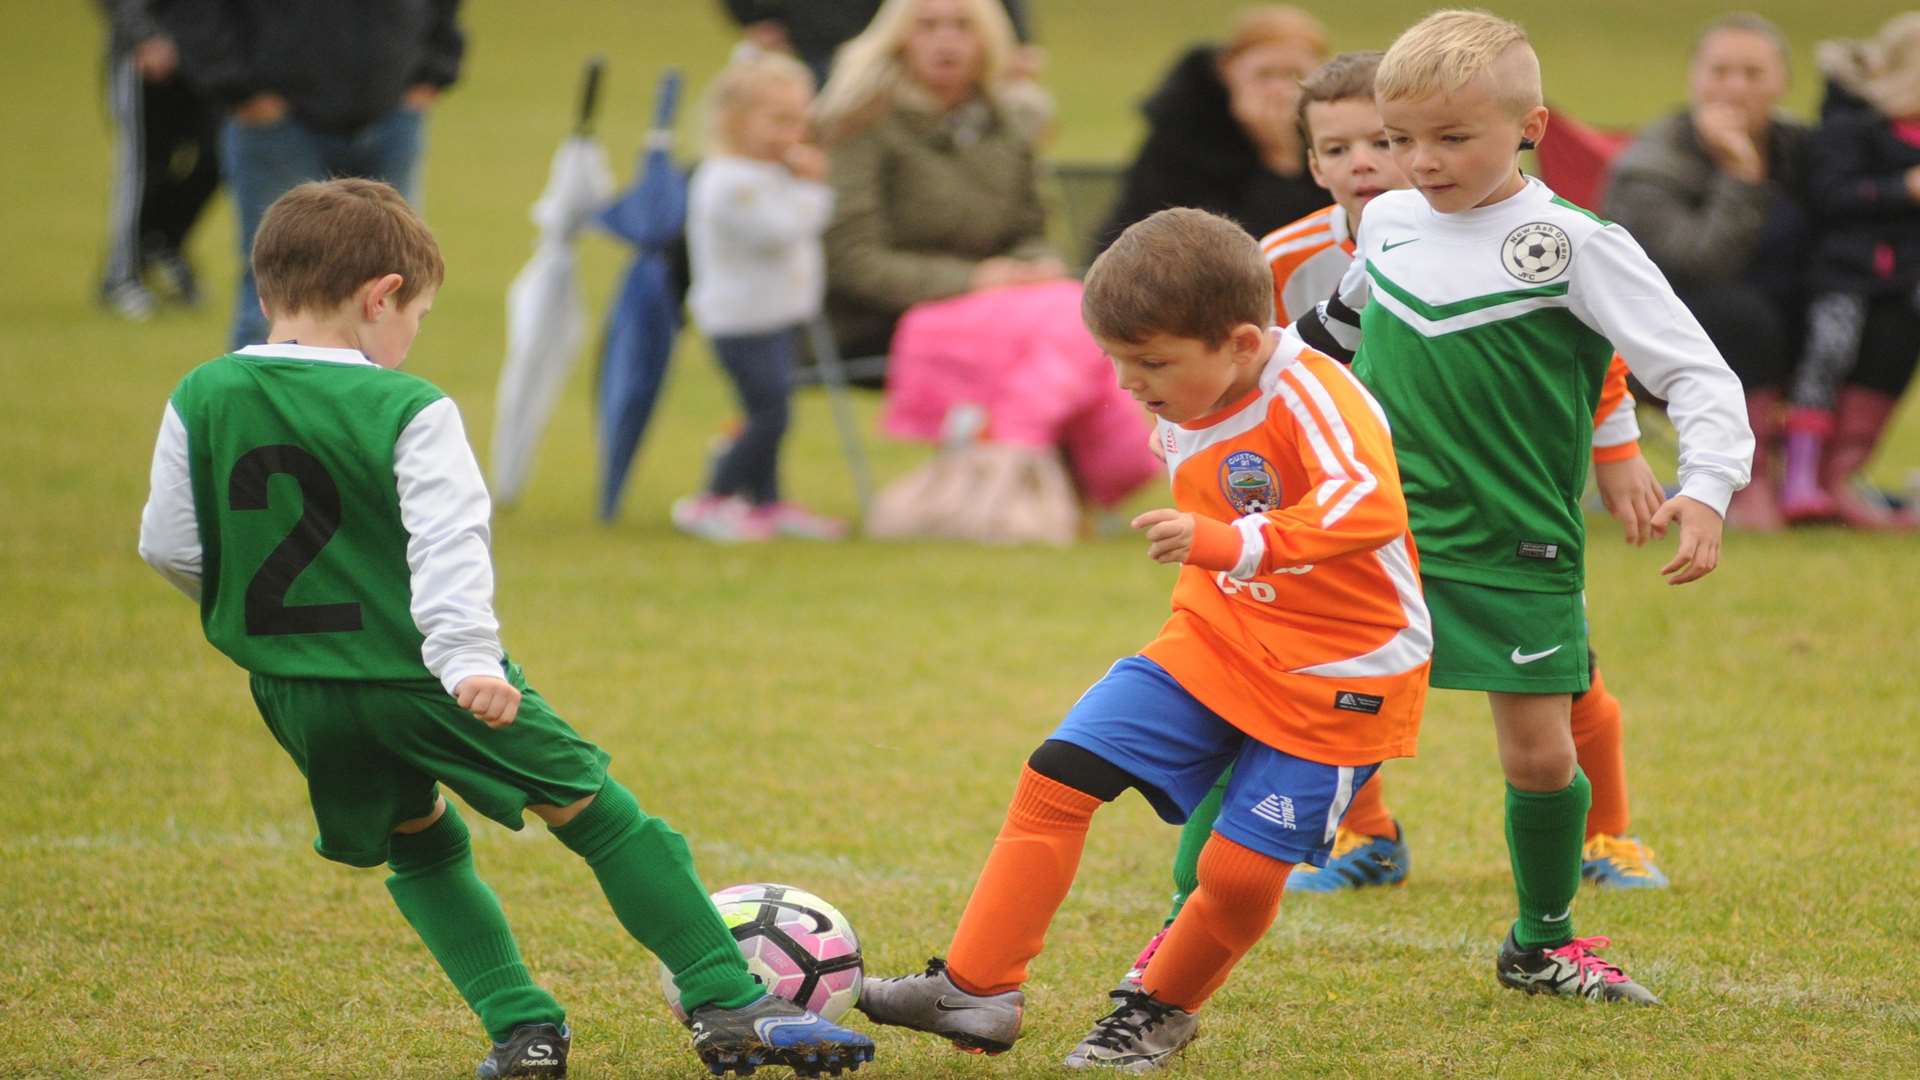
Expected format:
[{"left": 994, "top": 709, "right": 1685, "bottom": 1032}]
[{"left": 1046, "top": 160, "right": 1128, "bottom": 272}]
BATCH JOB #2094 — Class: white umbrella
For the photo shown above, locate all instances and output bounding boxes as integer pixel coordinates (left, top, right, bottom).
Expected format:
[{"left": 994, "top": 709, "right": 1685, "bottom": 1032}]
[{"left": 489, "top": 59, "right": 614, "bottom": 507}]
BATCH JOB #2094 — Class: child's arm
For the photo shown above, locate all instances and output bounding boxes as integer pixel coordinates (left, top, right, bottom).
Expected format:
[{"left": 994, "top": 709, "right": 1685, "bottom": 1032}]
[
  {"left": 1807, "top": 111, "right": 1919, "bottom": 222},
  {"left": 707, "top": 160, "right": 835, "bottom": 251},
  {"left": 392, "top": 398, "right": 514, "bottom": 708},
  {"left": 1569, "top": 227, "right": 1753, "bottom": 582},
  {"left": 1291, "top": 255, "right": 1369, "bottom": 363},
  {"left": 1137, "top": 362, "right": 1407, "bottom": 573},
  {"left": 137, "top": 401, "right": 203, "bottom": 600},
  {"left": 1591, "top": 357, "right": 1661, "bottom": 544}
]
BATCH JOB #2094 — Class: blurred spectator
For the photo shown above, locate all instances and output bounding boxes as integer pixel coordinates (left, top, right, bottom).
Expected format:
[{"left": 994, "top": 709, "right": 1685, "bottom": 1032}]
[
  {"left": 169, "top": 0, "right": 464, "bottom": 350},
  {"left": 1094, "top": 5, "right": 1331, "bottom": 254},
  {"left": 1604, "top": 13, "right": 1811, "bottom": 531},
  {"left": 96, "top": 0, "right": 220, "bottom": 321},
  {"left": 1778, "top": 15, "right": 1920, "bottom": 529},
  {"left": 673, "top": 52, "right": 845, "bottom": 543},
  {"left": 814, "top": 0, "right": 1063, "bottom": 363},
  {"left": 719, "top": 0, "right": 1033, "bottom": 92}
]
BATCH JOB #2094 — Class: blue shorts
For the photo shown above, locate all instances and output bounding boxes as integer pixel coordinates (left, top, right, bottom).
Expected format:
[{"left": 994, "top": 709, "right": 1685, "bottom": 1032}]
[{"left": 1048, "top": 656, "right": 1379, "bottom": 868}]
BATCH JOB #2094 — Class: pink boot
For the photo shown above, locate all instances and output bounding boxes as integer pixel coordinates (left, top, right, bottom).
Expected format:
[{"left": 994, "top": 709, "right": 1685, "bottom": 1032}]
[
  {"left": 1823, "top": 387, "right": 1916, "bottom": 531},
  {"left": 1726, "top": 389, "right": 1786, "bottom": 531},
  {"left": 1778, "top": 407, "right": 1836, "bottom": 522}
]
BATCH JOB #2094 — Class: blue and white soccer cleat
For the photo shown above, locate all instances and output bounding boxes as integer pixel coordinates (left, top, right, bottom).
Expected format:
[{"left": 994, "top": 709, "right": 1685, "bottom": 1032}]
[
  {"left": 687, "top": 994, "right": 875, "bottom": 1077},
  {"left": 1582, "top": 834, "right": 1670, "bottom": 889},
  {"left": 1286, "top": 823, "right": 1410, "bottom": 893}
]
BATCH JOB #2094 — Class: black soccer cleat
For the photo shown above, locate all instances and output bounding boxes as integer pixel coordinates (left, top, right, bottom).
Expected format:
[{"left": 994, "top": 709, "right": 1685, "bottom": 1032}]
[
  {"left": 475, "top": 1021, "right": 569, "bottom": 1078},
  {"left": 687, "top": 993, "right": 876, "bottom": 1077}
]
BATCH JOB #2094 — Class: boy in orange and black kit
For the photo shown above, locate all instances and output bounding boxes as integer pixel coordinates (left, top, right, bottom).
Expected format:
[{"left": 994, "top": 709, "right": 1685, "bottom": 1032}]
[{"left": 855, "top": 207, "right": 1432, "bottom": 1071}]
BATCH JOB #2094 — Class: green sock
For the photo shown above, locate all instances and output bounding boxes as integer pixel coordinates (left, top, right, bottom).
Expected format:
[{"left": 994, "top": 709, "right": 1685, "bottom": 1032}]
[
  {"left": 1164, "top": 766, "right": 1233, "bottom": 925},
  {"left": 551, "top": 779, "right": 761, "bottom": 1012},
  {"left": 1505, "top": 768, "right": 1592, "bottom": 950},
  {"left": 385, "top": 804, "right": 564, "bottom": 1043}
]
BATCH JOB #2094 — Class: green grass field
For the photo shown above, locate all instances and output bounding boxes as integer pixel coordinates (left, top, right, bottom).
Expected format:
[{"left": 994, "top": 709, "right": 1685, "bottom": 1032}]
[{"left": 3, "top": 2, "right": 1918, "bottom": 1076}]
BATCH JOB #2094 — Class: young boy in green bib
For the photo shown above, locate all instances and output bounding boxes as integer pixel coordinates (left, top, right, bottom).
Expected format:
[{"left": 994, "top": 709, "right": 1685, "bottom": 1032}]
[
  {"left": 1295, "top": 11, "right": 1755, "bottom": 1004},
  {"left": 137, "top": 178, "right": 873, "bottom": 1079}
]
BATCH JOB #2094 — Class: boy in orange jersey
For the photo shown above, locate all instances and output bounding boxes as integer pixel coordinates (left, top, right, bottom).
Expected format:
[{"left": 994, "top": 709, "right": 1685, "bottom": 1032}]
[
  {"left": 856, "top": 207, "right": 1432, "bottom": 1071},
  {"left": 1121, "top": 54, "right": 1668, "bottom": 934}
]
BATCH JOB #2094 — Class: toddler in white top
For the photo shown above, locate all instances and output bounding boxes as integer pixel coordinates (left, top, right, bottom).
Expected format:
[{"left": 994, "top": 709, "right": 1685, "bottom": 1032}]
[{"left": 674, "top": 51, "right": 842, "bottom": 541}]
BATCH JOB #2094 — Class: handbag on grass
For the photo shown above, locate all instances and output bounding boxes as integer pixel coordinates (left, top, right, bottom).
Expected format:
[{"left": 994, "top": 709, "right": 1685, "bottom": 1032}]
[{"left": 866, "top": 406, "right": 1080, "bottom": 546}]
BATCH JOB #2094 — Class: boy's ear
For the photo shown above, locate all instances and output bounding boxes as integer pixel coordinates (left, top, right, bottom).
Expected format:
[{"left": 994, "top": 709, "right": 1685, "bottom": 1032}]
[
  {"left": 362, "top": 273, "right": 406, "bottom": 317},
  {"left": 1232, "top": 321, "right": 1268, "bottom": 358},
  {"left": 1519, "top": 105, "right": 1549, "bottom": 151}
]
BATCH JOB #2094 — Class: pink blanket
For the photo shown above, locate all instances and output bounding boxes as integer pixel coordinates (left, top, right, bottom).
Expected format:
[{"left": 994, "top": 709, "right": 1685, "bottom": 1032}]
[{"left": 881, "top": 280, "right": 1160, "bottom": 507}]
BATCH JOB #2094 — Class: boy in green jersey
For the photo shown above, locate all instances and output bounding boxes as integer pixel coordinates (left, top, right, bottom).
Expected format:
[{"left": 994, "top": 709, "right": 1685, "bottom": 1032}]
[
  {"left": 137, "top": 179, "right": 873, "bottom": 1078},
  {"left": 1296, "top": 12, "right": 1754, "bottom": 1004}
]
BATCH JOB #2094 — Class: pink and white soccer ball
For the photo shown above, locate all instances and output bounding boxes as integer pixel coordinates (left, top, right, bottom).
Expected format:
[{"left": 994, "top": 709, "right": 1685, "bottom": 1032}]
[{"left": 659, "top": 883, "right": 864, "bottom": 1023}]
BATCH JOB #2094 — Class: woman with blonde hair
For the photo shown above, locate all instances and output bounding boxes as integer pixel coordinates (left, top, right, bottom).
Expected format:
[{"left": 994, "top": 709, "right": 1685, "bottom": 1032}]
[
  {"left": 1094, "top": 5, "right": 1332, "bottom": 253},
  {"left": 815, "top": 0, "right": 1063, "bottom": 364}
]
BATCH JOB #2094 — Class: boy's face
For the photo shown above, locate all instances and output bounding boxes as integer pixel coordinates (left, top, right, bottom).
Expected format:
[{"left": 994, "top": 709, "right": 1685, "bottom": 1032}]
[
  {"left": 1305, "top": 98, "right": 1408, "bottom": 225},
  {"left": 362, "top": 281, "right": 436, "bottom": 370},
  {"left": 733, "top": 78, "right": 812, "bottom": 163},
  {"left": 1101, "top": 325, "right": 1269, "bottom": 424},
  {"left": 1380, "top": 72, "right": 1547, "bottom": 214}
]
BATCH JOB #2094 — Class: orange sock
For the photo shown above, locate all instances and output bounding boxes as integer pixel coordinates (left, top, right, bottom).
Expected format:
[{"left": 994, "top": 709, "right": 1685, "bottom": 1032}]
[
  {"left": 1572, "top": 666, "right": 1629, "bottom": 838},
  {"left": 1139, "top": 834, "right": 1293, "bottom": 1011},
  {"left": 1340, "top": 771, "right": 1396, "bottom": 839},
  {"left": 945, "top": 765, "right": 1103, "bottom": 995}
]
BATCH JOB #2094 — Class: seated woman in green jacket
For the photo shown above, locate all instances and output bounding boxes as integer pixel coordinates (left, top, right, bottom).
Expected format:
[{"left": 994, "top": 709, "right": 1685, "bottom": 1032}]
[{"left": 814, "top": 0, "right": 1064, "bottom": 362}]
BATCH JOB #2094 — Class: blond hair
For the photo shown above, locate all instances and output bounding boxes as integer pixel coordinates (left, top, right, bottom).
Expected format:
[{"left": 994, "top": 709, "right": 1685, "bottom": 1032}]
[
  {"left": 1863, "top": 13, "right": 1920, "bottom": 119},
  {"left": 1083, "top": 208, "right": 1274, "bottom": 348},
  {"left": 1297, "top": 50, "right": 1384, "bottom": 142},
  {"left": 251, "top": 179, "right": 443, "bottom": 318},
  {"left": 705, "top": 50, "right": 816, "bottom": 156},
  {"left": 1221, "top": 5, "right": 1330, "bottom": 66},
  {"left": 1376, "top": 9, "right": 1541, "bottom": 115},
  {"left": 813, "top": 0, "right": 1015, "bottom": 143}
]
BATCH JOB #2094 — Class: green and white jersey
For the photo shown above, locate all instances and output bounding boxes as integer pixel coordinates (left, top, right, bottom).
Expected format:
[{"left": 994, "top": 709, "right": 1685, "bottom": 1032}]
[
  {"left": 139, "top": 344, "right": 505, "bottom": 690},
  {"left": 1335, "top": 178, "right": 1752, "bottom": 592}
]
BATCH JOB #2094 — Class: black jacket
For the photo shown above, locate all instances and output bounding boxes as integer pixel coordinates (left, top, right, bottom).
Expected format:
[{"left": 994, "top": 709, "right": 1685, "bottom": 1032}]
[
  {"left": 167, "top": 0, "right": 462, "bottom": 134},
  {"left": 1807, "top": 103, "right": 1920, "bottom": 295},
  {"left": 1094, "top": 45, "right": 1327, "bottom": 253}
]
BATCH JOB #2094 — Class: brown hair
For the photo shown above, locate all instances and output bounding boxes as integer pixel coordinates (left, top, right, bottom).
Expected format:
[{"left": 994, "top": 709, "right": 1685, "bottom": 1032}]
[
  {"left": 1083, "top": 208, "right": 1274, "bottom": 348},
  {"left": 1296, "top": 50, "right": 1384, "bottom": 143},
  {"left": 1692, "top": 12, "right": 1790, "bottom": 68},
  {"left": 251, "top": 178, "right": 444, "bottom": 318},
  {"left": 1220, "top": 5, "right": 1330, "bottom": 66}
]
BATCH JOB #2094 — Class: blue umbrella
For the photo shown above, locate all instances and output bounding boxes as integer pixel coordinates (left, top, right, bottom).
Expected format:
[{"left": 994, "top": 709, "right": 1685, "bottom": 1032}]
[{"left": 594, "top": 68, "right": 684, "bottom": 522}]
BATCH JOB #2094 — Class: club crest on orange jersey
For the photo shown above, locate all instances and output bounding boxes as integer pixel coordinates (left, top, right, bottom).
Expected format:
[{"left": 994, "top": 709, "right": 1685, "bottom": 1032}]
[{"left": 1220, "top": 451, "right": 1280, "bottom": 514}]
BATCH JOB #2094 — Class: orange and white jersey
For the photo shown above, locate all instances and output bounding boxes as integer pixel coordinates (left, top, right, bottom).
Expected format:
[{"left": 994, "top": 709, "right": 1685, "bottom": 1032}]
[
  {"left": 1262, "top": 204, "right": 1355, "bottom": 326},
  {"left": 1139, "top": 327, "right": 1431, "bottom": 767},
  {"left": 1260, "top": 208, "right": 1642, "bottom": 459}
]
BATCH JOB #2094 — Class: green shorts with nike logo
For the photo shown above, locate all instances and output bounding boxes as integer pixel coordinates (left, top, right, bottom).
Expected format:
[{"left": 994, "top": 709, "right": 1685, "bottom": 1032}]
[
  {"left": 1421, "top": 577, "right": 1590, "bottom": 694},
  {"left": 248, "top": 657, "right": 611, "bottom": 868}
]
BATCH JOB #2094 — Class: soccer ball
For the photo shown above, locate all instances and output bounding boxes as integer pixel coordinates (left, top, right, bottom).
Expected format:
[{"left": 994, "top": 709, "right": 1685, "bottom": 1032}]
[
  {"left": 1511, "top": 237, "right": 1562, "bottom": 275},
  {"left": 660, "top": 883, "right": 864, "bottom": 1023}
]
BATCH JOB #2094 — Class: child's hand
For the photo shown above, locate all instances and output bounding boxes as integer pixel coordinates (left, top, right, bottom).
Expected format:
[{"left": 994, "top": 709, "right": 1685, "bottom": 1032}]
[
  {"left": 456, "top": 675, "right": 522, "bottom": 728},
  {"left": 1132, "top": 508, "right": 1196, "bottom": 564},
  {"left": 1593, "top": 451, "right": 1665, "bottom": 546},
  {"left": 1649, "top": 494, "right": 1723, "bottom": 585},
  {"left": 785, "top": 143, "right": 828, "bottom": 183}
]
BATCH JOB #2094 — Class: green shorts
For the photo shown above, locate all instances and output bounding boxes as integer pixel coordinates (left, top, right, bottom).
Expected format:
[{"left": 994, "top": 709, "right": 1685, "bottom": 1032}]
[
  {"left": 1421, "top": 577, "right": 1590, "bottom": 694},
  {"left": 249, "top": 658, "right": 610, "bottom": 868}
]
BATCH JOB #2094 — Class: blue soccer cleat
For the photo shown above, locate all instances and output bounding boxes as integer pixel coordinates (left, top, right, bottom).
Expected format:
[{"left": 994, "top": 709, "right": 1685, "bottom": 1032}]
[
  {"left": 687, "top": 993, "right": 875, "bottom": 1077},
  {"left": 1286, "top": 823, "right": 1410, "bottom": 893},
  {"left": 1581, "top": 834, "right": 1670, "bottom": 889}
]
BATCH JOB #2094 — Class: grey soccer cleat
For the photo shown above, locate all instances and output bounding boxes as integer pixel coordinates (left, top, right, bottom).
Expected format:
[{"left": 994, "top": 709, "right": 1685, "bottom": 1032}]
[
  {"left": 475, "top": 1022, "right": 568, "bottom": 1078},
  {"left": 686, "top": 993, "right": 875, "bottom": 1077},
  {"left": 855, "top": 957, "right": 1024, "bottom": 1054},
  {"left": 1063, "top": 989, "right": 1198, "bottom": 1071},
  {"left": 1496, "top": 931, "right": 1660, "bottom": 1005}
]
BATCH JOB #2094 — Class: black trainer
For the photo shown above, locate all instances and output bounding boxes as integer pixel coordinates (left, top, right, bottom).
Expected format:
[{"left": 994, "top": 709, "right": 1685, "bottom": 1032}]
[
  {"left": 475, "top": 1022, "right": 569, "bottom": 1078},
  {"left": 687, "top": 993, "right": 876, "bottom": 1077}
]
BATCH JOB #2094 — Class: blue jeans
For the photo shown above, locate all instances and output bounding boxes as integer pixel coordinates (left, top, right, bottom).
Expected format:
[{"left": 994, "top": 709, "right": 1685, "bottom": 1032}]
[
  {"left": 221, "top": 107, "right": 425, "bottom": 349},
  {"left": 706, "top": 327, "right": 797, "bottom": 506}
]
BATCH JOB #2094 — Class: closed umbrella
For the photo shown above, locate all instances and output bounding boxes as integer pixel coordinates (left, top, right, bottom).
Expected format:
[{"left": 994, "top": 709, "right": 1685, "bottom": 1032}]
[
  {"left": 593, "top": 68, "right": 685, "bottom": 522},
  {"left": 489, "top": 57, "right": 614, "bottom": 507}
]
